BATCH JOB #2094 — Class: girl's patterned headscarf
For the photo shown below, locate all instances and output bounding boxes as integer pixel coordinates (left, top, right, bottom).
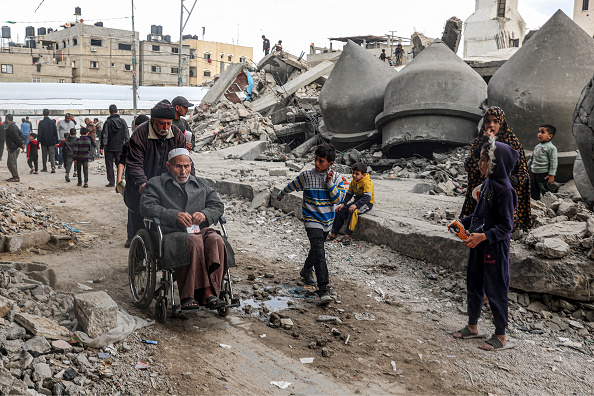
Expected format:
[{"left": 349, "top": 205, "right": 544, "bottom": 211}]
[{"left": 483, "top": 106, "right": 512, "bottom": 140}]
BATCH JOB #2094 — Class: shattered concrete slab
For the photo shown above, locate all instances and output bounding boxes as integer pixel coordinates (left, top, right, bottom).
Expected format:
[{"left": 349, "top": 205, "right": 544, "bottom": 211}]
[
  {"left": 214, "top": 141, "right": 269, "bottom": 161},
  {"left": 199, "top": 64, "right": 244, "bottom": 111}
]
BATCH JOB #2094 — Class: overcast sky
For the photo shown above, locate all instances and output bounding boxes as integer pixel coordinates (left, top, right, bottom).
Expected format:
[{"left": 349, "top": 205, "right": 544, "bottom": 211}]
[{"left": 4, "top": 0, "right": 575, "bottom": 63}]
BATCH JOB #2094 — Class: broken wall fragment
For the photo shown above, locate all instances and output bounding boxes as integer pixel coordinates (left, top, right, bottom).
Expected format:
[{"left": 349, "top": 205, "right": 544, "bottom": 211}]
[{"left": 376, "top": 40, "right": 486, "bottom": 158}]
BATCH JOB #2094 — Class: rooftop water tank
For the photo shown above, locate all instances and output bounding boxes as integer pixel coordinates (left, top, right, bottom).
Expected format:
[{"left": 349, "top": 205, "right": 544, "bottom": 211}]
[{"left": 1, "top": 26, "right": 11, "bottom": 38}]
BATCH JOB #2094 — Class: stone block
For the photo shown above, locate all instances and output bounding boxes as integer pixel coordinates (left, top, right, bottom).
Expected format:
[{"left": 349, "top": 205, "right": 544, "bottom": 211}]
[
  {"left": 557, "top": 201, "right": 578, "bottom": 218},
  {"left": 528, "top": 221, "right": 587, "bottom": 246},
  {"left": 215, "top": 141, "right": 268, "bottom": 161},
  {"left": 251, "top": 190, "right": 271, "bottom": 210},
  {"left": 33, "top": 363, "right": 51, "bottom": 382},
  {"left": 74, "top": 292, "right": 117, "bottom": 338},
  {"left": 535, "top": 238, "right": 570, "bottom": 258},
  {"left": 269, "top": 168, "right": 288, "bottom": 177},
  {"left": 0, "top": 296, "right": 13, "bottom": 318},
  {"left": 5, "top": 230, "right": 51, "bottom": 253},
  {"left": 14, "top": 313, "right": 70, "bottom": 340},
  {"left": 206, "top": 178, "right": 255, "bottom": 201},
  {"left": 24, "top": 336, "right": 51, "bottom": 354},
  {"left": 271, "top": 187, "right": 303, "bottom": 220}
]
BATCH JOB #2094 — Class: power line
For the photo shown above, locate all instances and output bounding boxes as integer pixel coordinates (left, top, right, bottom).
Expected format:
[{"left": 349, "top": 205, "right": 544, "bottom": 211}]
[{"left": 5, "top": 16, "right": 131, "bottom": 24}]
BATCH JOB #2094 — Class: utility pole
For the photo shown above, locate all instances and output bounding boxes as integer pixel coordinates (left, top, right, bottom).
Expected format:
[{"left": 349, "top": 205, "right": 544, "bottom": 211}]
[
  {"left": 131, "top": 0, "right": 138, "bottom": 118},
  {"left": 178, "top": 0, "right": 197, "bottom": 87},
  {"left": 389, "top": 30, "right": 397, "bottom": 57}
]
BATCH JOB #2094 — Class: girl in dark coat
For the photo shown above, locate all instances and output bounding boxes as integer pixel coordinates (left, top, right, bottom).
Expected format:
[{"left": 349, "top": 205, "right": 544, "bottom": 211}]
[
  {"left": 461, "top": 106, "right": 531, "bottom": 230},
  {"left": 451, "top": 138, "right": 518, "bottom": 351}
]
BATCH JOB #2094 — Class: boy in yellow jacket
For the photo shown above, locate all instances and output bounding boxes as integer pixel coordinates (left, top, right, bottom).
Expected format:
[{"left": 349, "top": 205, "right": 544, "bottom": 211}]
[{"left": 327, "top": 162, "right": 374, "bottom": 245}]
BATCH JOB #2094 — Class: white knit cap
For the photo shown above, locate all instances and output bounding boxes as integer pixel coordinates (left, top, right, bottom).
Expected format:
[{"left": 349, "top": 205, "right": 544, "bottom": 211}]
[{"left": 167, "top": 148, "right": 190, "bottom": 161}]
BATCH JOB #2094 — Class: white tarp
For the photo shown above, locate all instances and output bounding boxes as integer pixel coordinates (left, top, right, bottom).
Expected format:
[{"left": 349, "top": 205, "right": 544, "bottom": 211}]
[{"left": 0, "top": 82, "right": 208, "bottom": 111}]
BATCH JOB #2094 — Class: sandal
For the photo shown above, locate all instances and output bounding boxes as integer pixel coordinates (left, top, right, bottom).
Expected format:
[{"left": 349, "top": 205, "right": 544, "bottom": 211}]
[
  {"left": 480, "top": 334, "right": 516, "bottom": 351},
  {"left": 181, "top": 297, "right": 199, "bottom": 310},
  {"left": 326, "top": 234, "right": 337, "bottom": 242},
  {"left": 205, "top": 296, "right": 225, "bottom": 309},
  {"left": 83, "top": 183, "right": 88, "bottom": 188},
  {"left": 342, "top": 235, "right": 352, "bottom": 245},
  {"left": 7, "top": 178, "right": 20, "bottom": 182},
  {"left": 453, "top": 326, "right": 487, "bottom": 339}
]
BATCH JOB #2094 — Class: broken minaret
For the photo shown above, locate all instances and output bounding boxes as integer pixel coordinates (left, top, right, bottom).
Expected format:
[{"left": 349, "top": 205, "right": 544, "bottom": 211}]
[
  {"left": 319, "top": 40, "right": 396, "bottom": 151},
  {"left": 573, "top": 75, "right": 594, "bottom": 199},
  {"left": 441, "top": 17, "right": 463, "bottom": 53},
  {"left": 376, "top": 40, "right": 487, "bottom": 158},
  {"left": 490, "top": 10, "right": 594, "bottom": 182},
  {"left": 464, "top": 0, "right": 526, "bottom": 58}
]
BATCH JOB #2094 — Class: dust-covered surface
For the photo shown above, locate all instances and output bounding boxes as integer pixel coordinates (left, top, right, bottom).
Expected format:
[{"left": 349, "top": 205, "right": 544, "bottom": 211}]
[{"left": 0, "top": 156, "right": 593, "bottom": 395}]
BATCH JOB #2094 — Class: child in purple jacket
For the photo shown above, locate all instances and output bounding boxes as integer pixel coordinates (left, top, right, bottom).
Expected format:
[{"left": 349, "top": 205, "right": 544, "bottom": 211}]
[{"left": 451, "top": 137, "right": 518, "bottom": 351}]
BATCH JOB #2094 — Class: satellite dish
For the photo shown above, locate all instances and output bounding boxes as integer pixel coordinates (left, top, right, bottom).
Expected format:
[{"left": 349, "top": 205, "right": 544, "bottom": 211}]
[{"left": 64, "top": 23, "right": 71, "bottom": 28}]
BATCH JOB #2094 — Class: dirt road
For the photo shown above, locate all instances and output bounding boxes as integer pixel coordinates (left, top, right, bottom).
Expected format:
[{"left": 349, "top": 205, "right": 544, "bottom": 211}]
[{"left": 1, "top": 155, "right": 592, "bottom": 395}]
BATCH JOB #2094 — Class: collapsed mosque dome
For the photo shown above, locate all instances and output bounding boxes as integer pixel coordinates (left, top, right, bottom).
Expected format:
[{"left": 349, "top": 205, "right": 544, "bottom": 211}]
[
  {"left": 376, "top": 39, "right": 487, "bottom": 159},
  {"left": 319, "top": 40, "right": 396, "bottom": 151},
  {"left": 490, "top": 10, "right": 594, "bottom": 182}
]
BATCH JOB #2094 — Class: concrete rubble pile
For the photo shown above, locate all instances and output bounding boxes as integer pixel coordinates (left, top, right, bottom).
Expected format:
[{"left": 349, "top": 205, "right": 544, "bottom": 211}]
[
  {"left": 0, "top": 186, "right": 72, "bottom": 253},
  {"left": 189, "top": 51, "right": 329, "bottom": 154},
  {"left": 0, "top": 264, "right": 162, "bottom": 395}
]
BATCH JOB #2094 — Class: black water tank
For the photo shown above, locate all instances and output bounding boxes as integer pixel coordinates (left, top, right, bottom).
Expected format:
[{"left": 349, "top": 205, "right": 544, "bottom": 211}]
[
  {"left": 37, "top": 27, "right": 46, "bottom": 35},
  {"left": 25, "top": 26, "right": 35, "bottom": 38},
  {"left": 157, "top": 25, "right": 163, "bottom": 35},
  {"left": 151, "top": 24, "right": 158, "bottom": 34},
  {"left": 75, "top": 6, "right": 81, "bottom": 15},
  {"left": 26, "top": 39, "right": 36, "bottom": 49},
  {"left": 94, "top": 22, "right": 103, "bottom": 27},
  {"left": 1, "top": 26, "right": 10, "bottom": 38},
  {"left": 164, "top": 35, "right": 171, "bottom": 43}
]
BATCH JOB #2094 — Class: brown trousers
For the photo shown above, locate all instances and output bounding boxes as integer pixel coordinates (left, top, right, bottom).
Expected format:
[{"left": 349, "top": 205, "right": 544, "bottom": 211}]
[{"left": 175, "top": 228, "right": 228, "bottom": 302}]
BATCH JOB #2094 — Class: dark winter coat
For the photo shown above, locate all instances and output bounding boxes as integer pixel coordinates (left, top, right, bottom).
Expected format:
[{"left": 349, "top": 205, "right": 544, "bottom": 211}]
[
  {"left": 0, "top": 123, "right": 6, "bottom": 141},
  {"left": 124, "top": 120, "right": 192, "bottom": 212},
  {"left": 38, "top": 117, "right": 59, "bottom": 146},
  {"left": 74, "top": 135, "right": 93, "bottom": 161},
  {"left": 62, "top": 135, "right": 78, "bottom": 157},
  {"left": 6, "top": 123, "right": 24, "bottom": 151},
  {"left": 101, "top": 114, "right": 129, "bottom": 152}
]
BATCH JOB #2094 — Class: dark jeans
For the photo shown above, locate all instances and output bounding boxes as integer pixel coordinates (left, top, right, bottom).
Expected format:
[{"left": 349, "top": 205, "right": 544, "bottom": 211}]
[
  {"left": 127, "top": 210, "right": 134, "bottom": 240},
  {"left": 129, "top": 210, "right": 145, "bottom": 237},
  {"left": 304, "top": 228, "right": 329, "bottom": 288},
  {"left": 105, "top": 150, "right": 121, "bottom": 185},
  {"left": 331, "top": 203, "right": 373, "bottom": 236},
  {"left": 76, "top": 160, "right": 89, "bottom": 184},
  {"left": 27, "top": 155, "right": 38, "bottom": 172},
  {"left": 530, "top": 171, "right": 554, "bottom": 200},
  {"left": 0, "top": 139, "right": 4, "bottom": 159},
  {"left": 64, "top": 154, "right": 74, "bottom": 176}
]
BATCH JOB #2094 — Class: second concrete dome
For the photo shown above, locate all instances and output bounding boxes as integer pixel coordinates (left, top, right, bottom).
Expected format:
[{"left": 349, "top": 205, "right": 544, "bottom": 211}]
[{"left": 376, "top": 40, "right": 487, "bottom": 158}]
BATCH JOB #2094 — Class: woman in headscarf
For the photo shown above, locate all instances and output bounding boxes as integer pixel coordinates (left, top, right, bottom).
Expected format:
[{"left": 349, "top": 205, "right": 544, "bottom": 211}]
[{"left": 460, "top": 106, "right": 531, "bottom": 230}]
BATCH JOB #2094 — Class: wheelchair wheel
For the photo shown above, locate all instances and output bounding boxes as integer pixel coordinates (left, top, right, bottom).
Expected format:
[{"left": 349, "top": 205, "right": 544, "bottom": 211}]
[
  {"left": 128, "top": 229, "right": 157, "bottom": 309},
  {"left": 155, "top": 296, "right": 167, "bottom": 323},
  {"left": 217, "top": 280, "right": 231, "bottom": 317}
]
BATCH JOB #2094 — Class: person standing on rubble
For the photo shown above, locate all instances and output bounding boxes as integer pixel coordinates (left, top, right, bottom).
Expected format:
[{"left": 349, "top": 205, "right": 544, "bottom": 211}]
[
  {"left": 124, "top": 100, "right": 192, "bottom": 237},
  {"left": 5, "top": 114, "right": 25, "bottom": 182},
  {"left": 262, "top": 35, "right": 270, "bottom": 56},
  {"left": 273, "top": 40, "right": 283, "bottom": 52},
  {"left": 461, "top": 106, "right": 531, "bottom": 230},
  {"left": 171, "top": 96, "right": 195, "bottom": 150}
]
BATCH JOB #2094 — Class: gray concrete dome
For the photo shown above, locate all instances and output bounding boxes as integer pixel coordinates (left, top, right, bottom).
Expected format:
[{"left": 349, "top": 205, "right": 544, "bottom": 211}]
[{"left": 376, "top": 40, "right": 486, "bottom": 158}]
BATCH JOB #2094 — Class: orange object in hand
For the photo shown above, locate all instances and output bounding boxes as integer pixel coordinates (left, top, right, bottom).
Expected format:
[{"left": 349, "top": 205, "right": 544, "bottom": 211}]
[{"left": 448, "top": 220, "right": 470, "bottom": 241}]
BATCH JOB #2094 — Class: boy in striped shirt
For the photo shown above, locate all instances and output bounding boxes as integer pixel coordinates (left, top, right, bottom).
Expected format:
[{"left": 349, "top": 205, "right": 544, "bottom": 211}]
[{"left": 277, "top": 143, "right": 346, "bottom": 304}]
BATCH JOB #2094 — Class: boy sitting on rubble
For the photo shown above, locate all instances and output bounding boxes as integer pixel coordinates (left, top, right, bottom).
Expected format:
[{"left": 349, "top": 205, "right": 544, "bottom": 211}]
[
  {"left": 527, "top": 124, "right": 558, "bottom": 200},
  {"left": 450, "top": 137, "right": 518, "bottom": 351},
  {"left": 327, "top": 162, "right": 375, "bottom": 245},
  {"left": 277, "top": 143, "right": 346, "bottom": 304}
]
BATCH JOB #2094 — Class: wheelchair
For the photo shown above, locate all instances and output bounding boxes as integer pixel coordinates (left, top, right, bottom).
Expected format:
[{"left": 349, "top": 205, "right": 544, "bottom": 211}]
[{"left": 127, "top": 215, "right": 240, "bottom": 323}]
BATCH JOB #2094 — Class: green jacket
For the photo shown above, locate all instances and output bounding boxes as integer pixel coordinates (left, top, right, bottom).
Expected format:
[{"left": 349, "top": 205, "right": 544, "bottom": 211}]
[
  {"left": 528, "top": 141, "right": 558, "bottom": 176},
  {"left": 140, "top": 172, "right": 224, "bottom": 235}
]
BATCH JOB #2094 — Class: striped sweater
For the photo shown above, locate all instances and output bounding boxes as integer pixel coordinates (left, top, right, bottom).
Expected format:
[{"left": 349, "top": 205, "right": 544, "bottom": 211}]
[
  {"left": 73, "top": 135, "right": 93, "bottom": 161},
  {"left": 278, "top": 168, "right": 346, "bottom": 231}
]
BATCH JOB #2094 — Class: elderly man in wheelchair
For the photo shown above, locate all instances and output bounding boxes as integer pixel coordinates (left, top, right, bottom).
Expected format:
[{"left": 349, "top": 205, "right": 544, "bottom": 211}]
[{"left": 129, "top": 147, "right": 238, "bottom": 321}]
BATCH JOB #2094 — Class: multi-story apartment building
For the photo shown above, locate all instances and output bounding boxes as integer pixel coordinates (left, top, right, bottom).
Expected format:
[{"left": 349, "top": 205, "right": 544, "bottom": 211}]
[
  {"left": 0, "top": 23, "right": 252, "bottom": 87},
  {"left": 183, "top": 38, "right": 253, "bottom": 86}
]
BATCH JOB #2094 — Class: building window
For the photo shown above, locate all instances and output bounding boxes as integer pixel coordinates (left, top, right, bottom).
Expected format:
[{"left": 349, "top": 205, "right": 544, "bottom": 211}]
[
  {"left": 90, "top": 39, "right": 102, "bottom": 46},
  {"left": 1, "top": 64, "right": 13, "bottom": 74},
  {"left": 72, "top": 61, "right": 77, "bottom": 68},
  {"left": 62, "top": 41, "right": 66, "bottom": 48},
  {"left": 32, "top": 77, "right": 41, "bottom": 83},
  {"left": 584, "top": 0, "right": 590, "bottom": 11},
  {"left": 59, "top": 79, "right": 65, "bottom": 83},
  {"left": 497, "top": 0, "right": 506, "bottom": 18},
  {"left": 171, "top": 67, "right": 179, "bottom": 74},
  {"left": 118, "top": 43, "right": 132, "bottom": 51},
  {"left": 228, "top": 54, "right": 233, "bottom": 61},
  {"left": 171, "top": 47, "right": 179, "bottom": 53},
  {"left": 510, "top": 38, "right": 520, "bottom": 47},
  {"left": 203, "top": 52, "right": 211, "bottom": 60},
  {"left": 239, "top": 56, "right": 246, "bottom": 63},
  {"left": 90, "top": 61, "right": 99, "bottom": 68},
  {"left": 125, "top": 64, "right": 131, "bottom": 71},
  {"left": 190, "top": 67, "right": 196, "bottom": 77},
  {"left": 73, "top": 38, "right": 78, "bottom": 46},
  {"left": 151, "top": 65, "right": 161, "bottom": 73},
  {"left": 204, "top": 70, "right": 211, "bottom": 77},
  {"left": 152, "top": 45, "right": 160, "bottom": 52}
]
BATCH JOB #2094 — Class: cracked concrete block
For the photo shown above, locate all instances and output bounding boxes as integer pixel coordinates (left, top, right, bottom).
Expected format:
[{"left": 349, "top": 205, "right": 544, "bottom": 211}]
[
  {"left": 74, "top": 292, "right": 117, "bottom": 338},
  {"left": 251, "top": 190, "right": 271, "bottom": 209},
  {"left": 15, "top": 313, "right": 70, "bottom": 340},
  {"left": 535, "top": 238, "right": 570, "bottom": 258},
  {"left": 269, "top": 168, "right": 288, "bottom": 177},
  {"left": 5, "top": 230, "right": 51, "bottom": 253}
]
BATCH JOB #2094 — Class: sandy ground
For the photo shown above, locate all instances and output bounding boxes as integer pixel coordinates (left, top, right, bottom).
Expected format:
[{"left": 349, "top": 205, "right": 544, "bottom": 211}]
[{"left": 1, "top": 153, "right": 593, "bottom": 395}]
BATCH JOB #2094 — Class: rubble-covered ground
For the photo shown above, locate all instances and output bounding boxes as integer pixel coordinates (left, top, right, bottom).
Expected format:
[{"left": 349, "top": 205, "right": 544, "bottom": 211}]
[{"left": 0, "top": 155, "right": 593, "bottom": 395}]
